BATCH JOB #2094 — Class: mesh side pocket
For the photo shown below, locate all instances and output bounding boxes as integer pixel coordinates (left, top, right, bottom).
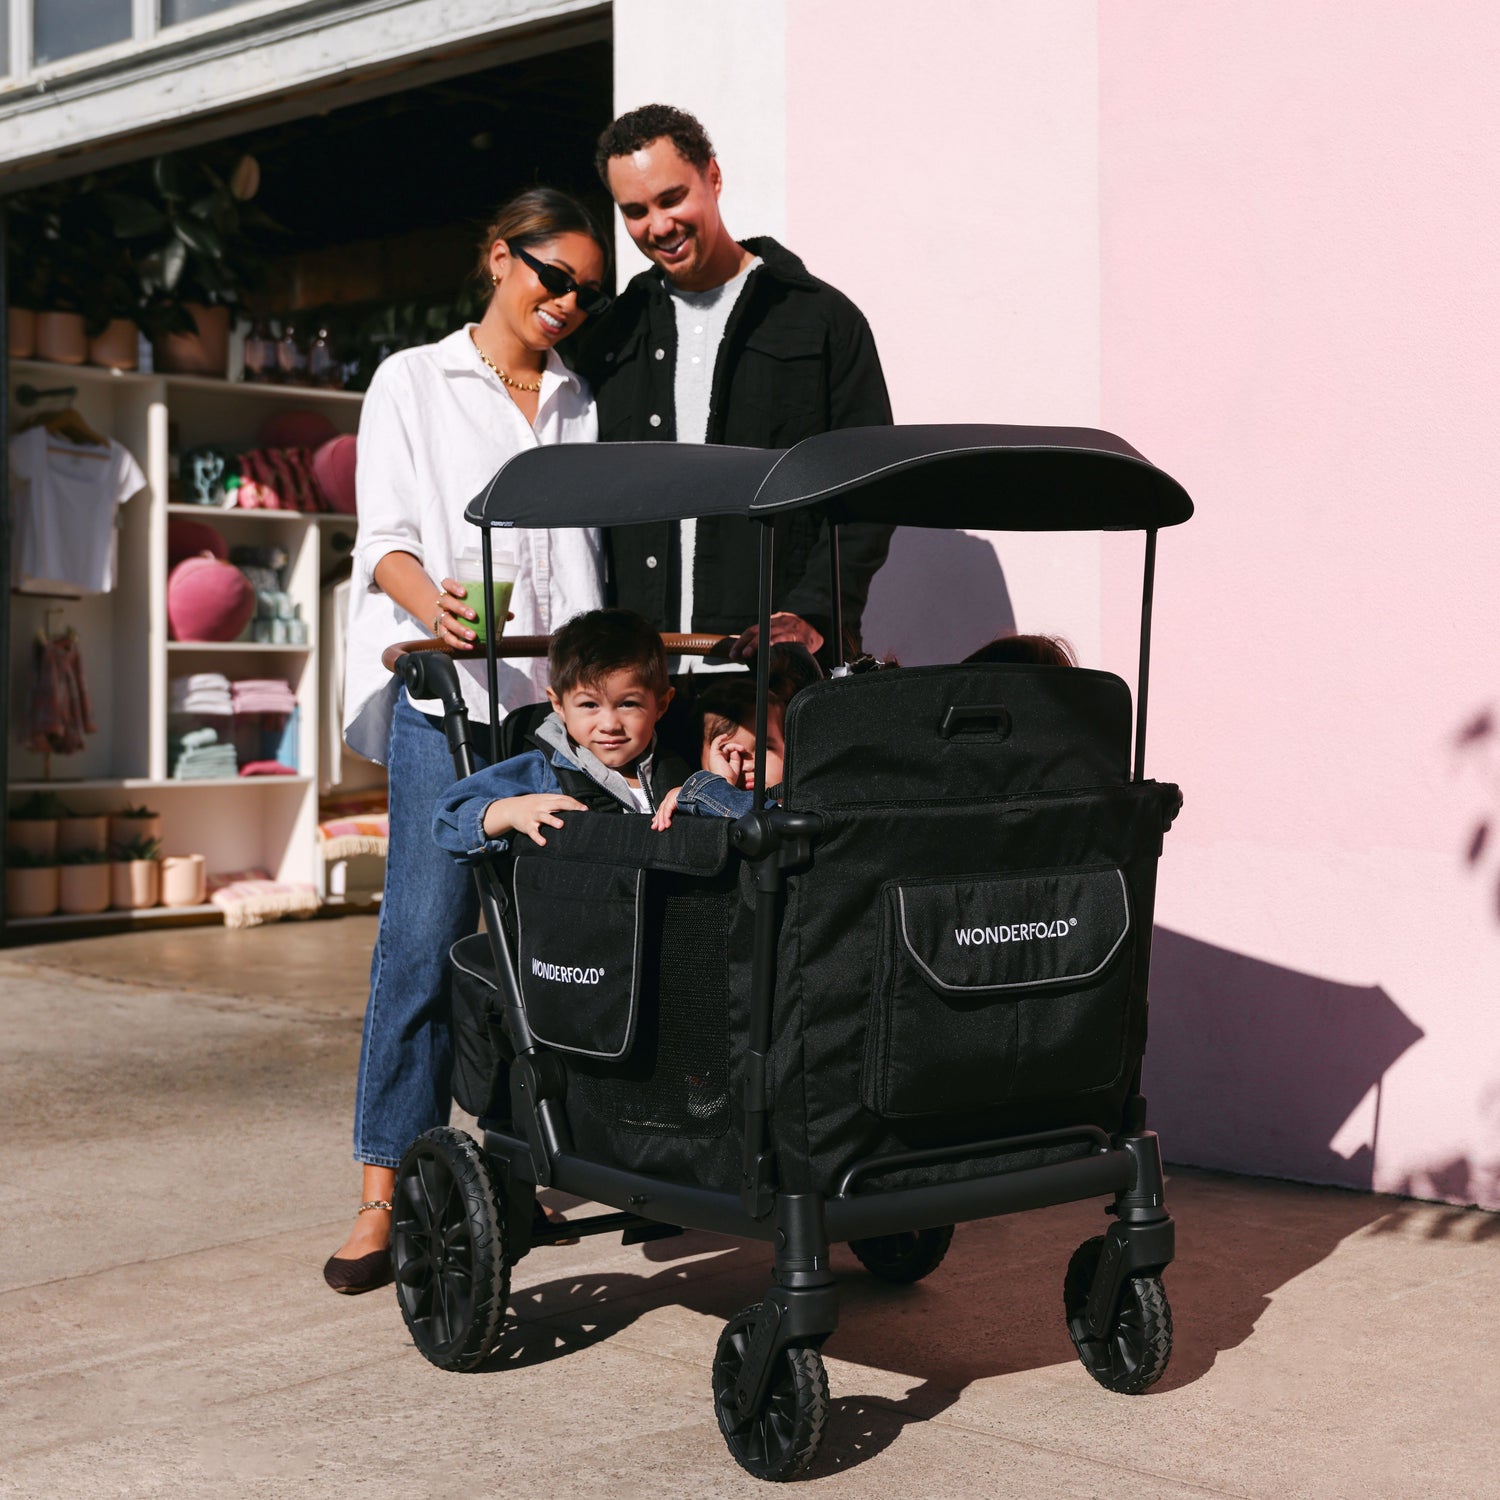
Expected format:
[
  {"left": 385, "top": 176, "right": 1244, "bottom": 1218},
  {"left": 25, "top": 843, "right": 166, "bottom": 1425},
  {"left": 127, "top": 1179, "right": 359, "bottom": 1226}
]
[
  {"left": 864, "top": 866, "right": 1133, "bottom": 1117},
  {"left": 449, "top": 939, "right": 512, "bottom": 1120},
  {"left": 568, "top": 874, "right": 737, "bottom": 1146}
]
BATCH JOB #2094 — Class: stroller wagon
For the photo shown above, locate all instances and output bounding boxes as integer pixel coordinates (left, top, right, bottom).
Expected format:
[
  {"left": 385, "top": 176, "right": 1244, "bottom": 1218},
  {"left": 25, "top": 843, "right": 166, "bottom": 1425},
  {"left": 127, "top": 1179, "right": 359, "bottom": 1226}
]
[{"left": 386, "top": 424, "right": 1193, "bottom": 1480}]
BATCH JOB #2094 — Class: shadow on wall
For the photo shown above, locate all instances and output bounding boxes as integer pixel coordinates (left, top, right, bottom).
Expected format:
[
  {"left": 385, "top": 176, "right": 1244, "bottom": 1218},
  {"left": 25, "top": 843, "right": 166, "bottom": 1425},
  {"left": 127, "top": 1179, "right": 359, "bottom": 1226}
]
[
  {"left": 860, "top": 528, "right": 1013, "bottom": 665},
  {"left": 1145, "top": 928, "right": 1425, "bottom": 1191}
]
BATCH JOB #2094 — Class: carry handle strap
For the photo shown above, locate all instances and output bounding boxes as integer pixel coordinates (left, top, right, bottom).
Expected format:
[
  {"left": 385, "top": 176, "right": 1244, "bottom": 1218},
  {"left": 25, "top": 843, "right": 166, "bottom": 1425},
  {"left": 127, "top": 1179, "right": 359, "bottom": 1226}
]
[{"left": 938, "top": 703, "right": 1012, "bottom": 740}]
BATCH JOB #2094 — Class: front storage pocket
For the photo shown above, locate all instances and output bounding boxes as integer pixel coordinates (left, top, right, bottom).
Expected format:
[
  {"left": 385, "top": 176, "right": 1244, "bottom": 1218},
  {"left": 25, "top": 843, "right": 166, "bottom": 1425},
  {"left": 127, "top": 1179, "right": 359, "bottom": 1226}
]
[
  {"left": 449, "top": 934, "right": 512, "bottom": 1119},
  {"left": 865, "top": 866, "right": 1133, "bottom": 1117},
  {"left": 514, "top": 858, "right": 644, "bottom": 1059}
]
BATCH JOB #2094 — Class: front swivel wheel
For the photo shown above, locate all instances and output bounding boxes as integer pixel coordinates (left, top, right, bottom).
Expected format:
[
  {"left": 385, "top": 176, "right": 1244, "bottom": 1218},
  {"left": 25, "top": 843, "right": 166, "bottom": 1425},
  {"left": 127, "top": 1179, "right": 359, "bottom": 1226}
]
[
  {"left": 712, "top": 1305, "right": 829, "bottom": 1481},
  {"left": 392, "top": 1126, "right": 510, "bottom": 1372},
  {"left": 1063, "top": 1234, "right": 1172, "bottom": 1394}
]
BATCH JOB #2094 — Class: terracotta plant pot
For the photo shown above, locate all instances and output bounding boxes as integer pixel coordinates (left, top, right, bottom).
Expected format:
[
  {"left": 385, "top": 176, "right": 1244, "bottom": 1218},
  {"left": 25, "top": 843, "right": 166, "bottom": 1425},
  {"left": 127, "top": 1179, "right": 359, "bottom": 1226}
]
[
  {"left": 155, "top": 303, "right": 231, "bottom": 377},
  {"left": 109, "top": 813, "right": 163, "bottom": 848},
  {"left": 57, "top": 815, "right": 109, "bottom": 856},
  {"left": 111, "top": 859, "right": 161, "bottom": 911},
  {"left": 35, "top": 311, "right": 88, "bottom": 365},
  {"left": 88, "top": 319, "right": 139, "bottom": 371},
  {"left": 8, "top": 307, "right": 37, "bottom": 358},
  {"left": 59, "top": 863, "right": 111, "bottom": 915},
  {"left": 8, "top": 818, "right": 58, "bottom": 860},
  {"left": 161, "top": 854, "right": 207, "bottom": 907},
  {"left": 6, "top": 866, "right": 59, "bottom": 919}
]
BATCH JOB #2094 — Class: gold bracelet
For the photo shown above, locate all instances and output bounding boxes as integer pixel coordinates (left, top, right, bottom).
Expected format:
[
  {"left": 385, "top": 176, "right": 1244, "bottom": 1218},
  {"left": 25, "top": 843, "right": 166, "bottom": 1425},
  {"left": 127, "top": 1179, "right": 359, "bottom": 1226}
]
[{"left": 357, "top": 1199, "right": 393, "bottom": 1214}]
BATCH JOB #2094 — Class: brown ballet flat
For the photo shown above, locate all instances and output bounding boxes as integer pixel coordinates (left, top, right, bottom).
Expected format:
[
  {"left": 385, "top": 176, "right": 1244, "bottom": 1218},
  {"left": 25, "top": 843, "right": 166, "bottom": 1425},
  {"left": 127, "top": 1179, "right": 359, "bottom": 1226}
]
[
  {"left": 324, "top": 1198, "right": 393, "bottom": 1294},
  {"left": 323, "top": 1247, "right": 394, "bottom": 1294}
]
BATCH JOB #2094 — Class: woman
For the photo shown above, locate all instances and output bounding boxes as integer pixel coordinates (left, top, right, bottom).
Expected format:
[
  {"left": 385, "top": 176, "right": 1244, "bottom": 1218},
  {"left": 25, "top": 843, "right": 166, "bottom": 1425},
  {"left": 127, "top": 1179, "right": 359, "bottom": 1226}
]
[{"left": 325, "top": 188, "right": 611, "bottom": 1293}]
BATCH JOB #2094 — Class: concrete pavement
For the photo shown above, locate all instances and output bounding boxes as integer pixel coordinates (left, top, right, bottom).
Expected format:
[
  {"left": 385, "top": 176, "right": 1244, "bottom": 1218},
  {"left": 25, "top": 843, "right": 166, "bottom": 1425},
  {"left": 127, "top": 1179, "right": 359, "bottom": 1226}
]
[{"left": 1, "top": 918, "right": 1496, "bottom": 1498}]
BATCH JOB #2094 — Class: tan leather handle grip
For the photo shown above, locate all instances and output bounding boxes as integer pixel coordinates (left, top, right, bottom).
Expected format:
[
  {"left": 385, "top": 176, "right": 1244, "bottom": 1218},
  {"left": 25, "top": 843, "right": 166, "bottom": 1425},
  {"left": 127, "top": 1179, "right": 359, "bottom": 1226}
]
[{"left": 381, "top": 631, "right": 730, "bottom": 675}]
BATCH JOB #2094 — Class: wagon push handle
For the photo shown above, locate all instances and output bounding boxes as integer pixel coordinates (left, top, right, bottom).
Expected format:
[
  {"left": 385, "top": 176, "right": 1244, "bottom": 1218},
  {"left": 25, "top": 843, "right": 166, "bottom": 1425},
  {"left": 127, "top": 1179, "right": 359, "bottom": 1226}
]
[{"left": 379, "top": 631, "right": 731, "bottom": 674}]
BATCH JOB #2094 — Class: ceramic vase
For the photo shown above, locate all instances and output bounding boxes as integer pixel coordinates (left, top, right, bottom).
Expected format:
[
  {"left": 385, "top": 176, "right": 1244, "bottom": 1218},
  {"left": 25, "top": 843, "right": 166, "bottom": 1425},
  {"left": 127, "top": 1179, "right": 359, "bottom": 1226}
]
[
  {"left": 161, "top": 854, "right": 207, "bottom": 907},
  {"left": 5, "top": 866, "right": 59, "bottom": 919},
  {"left": 8, "top": 818, "right": 58, "bottom": 860},
  {"left": 57, "top": 815, "right": 109, "bottom": 856},
  {"left": 35, "top": 311, "right": 88, "bottom": 365},
  {"left": 109, "top": 813, "right": 163, "bottom": 848},
  {"left": 59, "top": 863, "right": 111, "bottom": 915},
  {"left": 88, "top": 319, "right": 139, "bottom": 371},
  {"left": 8, "top": 307, "right": 37, "bottom": 358},
  {"left": 111, "top": 859, "right": 161, "bottom": 910},
  {"left": 155, "top": 303, "right": 231, "bottom": 377}
]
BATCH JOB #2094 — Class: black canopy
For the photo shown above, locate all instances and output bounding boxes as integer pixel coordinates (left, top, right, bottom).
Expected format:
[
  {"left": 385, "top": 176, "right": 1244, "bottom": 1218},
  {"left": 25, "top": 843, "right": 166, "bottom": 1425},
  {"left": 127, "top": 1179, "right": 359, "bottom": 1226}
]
[{"left": 466, "top": 424, "right": 1193, "bottom": 532}]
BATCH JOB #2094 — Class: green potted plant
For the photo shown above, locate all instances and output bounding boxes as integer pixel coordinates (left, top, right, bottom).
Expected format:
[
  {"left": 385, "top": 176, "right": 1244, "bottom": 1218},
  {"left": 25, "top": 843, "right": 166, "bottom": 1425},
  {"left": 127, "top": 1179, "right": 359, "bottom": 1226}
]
[
  {"left": 110, "top": 835, "right": 164, "bottom": 910},
  {"left": 58, "top": 847, "right": 112, "bottom": 915},
  {"left": 8, "top": 791, "right": 70, "bottom": 861},
  {"left": 109, "top": 804, "right": 163, "bottom": 848},
  {"left": 105, "top": 151, "right": 269, "bottom": 377},
  {"left": 6, "top": 847, "right": 61, "bottom": 919}
]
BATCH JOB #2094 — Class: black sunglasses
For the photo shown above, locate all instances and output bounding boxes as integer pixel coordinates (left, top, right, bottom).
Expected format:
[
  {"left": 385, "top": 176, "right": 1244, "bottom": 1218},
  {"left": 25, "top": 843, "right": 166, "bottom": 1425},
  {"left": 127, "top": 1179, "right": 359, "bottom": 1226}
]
[{"left": 508, "top": 241, "right": 612, "bottom": 318}]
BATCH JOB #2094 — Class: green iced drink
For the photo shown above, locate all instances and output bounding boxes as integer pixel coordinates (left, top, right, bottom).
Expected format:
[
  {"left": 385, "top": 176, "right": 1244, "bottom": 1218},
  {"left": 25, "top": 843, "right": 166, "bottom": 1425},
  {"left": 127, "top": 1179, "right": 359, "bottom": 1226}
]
[
  {"left": 464, "top": 577, "right": 513, "bottom": 644},
  {"left": 454, "top": 550, "right": 519, "bottom": 645}
]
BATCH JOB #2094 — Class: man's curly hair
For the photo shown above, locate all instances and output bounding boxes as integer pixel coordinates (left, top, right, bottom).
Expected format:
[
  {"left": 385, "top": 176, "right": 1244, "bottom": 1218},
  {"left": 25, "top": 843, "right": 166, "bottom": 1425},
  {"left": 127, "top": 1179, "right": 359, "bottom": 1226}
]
[{"left": 595, "top": 104, "right": 715, "bottom": 184}]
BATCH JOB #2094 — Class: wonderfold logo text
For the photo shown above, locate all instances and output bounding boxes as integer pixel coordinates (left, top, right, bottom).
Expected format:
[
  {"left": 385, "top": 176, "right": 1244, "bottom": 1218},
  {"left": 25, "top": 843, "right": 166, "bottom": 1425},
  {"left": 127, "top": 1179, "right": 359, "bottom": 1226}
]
[
  {"left": 532, "top": 958, "right": 605, "bottom": 985},
  {"left": 954, "top": 918, "right": 1077, "bottom": 946}
]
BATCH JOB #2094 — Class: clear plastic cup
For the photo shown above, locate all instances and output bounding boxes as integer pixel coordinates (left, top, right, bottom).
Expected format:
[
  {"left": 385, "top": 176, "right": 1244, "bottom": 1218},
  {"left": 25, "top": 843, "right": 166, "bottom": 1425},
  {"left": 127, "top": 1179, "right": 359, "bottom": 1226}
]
[{"left": 454, "top": 545, "right": 519, "bottom": 645}]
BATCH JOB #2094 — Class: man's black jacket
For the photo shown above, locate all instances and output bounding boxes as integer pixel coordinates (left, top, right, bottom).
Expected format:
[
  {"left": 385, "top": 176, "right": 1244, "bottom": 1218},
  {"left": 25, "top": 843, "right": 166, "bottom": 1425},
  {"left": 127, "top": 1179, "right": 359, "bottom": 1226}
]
[{"left": 573, "top": 237, "right": 894, "bottom": 651}]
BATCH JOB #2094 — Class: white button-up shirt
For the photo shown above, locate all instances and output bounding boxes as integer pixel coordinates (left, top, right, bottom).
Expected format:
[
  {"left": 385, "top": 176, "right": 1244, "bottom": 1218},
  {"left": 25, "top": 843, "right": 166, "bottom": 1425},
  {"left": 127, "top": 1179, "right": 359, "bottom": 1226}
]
[{"left": 343, "top": 326, "right": 603, "bottom": 764}]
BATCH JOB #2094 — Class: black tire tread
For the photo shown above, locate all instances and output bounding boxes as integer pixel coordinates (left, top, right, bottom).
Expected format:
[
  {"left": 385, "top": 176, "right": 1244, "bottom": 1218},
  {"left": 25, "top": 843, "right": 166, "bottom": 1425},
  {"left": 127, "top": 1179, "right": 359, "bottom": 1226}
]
[
  {"left": 713, "top": 1303, "right": 830, "bottom": 1481},
  {"left": 1063, "top": 1234, "right": 1172, "bottom": 1395},
  {"left": 849, "top": 1225, "right": 955, "bottom": 1284},
  {"left": 393, "top": 1126, "right": 510, "bottom": 1373}
]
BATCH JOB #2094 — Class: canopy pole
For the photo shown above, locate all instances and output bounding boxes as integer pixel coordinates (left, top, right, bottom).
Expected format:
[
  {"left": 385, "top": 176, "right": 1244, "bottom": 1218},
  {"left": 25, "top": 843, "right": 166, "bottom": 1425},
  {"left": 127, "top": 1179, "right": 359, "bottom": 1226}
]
[
  {"left": 1133, "top": 529, "right": 1157, "bottom": 782},
  {"left": 482, "top": 528, "right": 500, "bottom": 762},
  {"left": 827, "top": 522, "right": 844, "bottom": 668},
  {"left": 753, "top": 519, "right": 775, "bottom": 798}
]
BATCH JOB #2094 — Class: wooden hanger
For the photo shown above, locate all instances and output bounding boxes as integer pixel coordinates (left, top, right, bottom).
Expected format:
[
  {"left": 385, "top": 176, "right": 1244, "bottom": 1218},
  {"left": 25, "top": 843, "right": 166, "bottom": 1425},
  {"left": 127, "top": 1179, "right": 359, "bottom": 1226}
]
[{"left": 43, "top": 406, "right": 110, "bottom": 450}]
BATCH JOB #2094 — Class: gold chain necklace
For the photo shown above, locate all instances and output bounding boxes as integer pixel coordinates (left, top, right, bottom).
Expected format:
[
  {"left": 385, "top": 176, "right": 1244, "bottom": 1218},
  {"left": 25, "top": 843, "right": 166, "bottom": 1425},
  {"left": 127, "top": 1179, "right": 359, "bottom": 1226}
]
[{"left": 469, "top": 328, "right": 543, "bottom": 392}]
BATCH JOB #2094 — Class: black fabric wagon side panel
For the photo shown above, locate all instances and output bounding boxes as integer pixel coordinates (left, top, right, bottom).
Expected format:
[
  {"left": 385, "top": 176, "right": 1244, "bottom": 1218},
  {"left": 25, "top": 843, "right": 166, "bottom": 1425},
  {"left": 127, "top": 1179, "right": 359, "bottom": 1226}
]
[{"left": 772, "top": 783, "right": 1173, "bottom": 1195}]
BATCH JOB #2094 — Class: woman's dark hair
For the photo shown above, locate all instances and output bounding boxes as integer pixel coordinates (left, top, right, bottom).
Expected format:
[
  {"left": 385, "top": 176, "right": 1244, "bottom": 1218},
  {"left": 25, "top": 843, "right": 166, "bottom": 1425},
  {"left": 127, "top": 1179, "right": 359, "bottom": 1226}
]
[
  {"left": 595, "top": 103, "right": 715, "bottom": 183},
  {"left": 473, "top": 186, "right": 610, "bottom": 287},
  {"left": 549, "top": 608, "right": 669, "bottom": 698},
  {"left": 962, "top": 632, "right": 1078, "bottom": 668}
]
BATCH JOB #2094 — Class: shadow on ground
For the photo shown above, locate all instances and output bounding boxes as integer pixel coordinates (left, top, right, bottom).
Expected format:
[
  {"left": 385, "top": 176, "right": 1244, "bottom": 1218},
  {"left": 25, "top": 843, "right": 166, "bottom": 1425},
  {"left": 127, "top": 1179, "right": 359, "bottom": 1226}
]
[{"left": 482, "top": 1166, "right": 1404, "bottom": 1474}]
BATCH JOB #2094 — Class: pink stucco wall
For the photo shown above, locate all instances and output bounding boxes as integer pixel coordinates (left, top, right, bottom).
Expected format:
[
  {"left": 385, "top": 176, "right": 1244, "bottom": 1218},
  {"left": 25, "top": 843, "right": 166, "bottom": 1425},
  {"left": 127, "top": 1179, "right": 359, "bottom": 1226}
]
[{"left": 787, "top": 2, "right": 1500, "bottom": 1208}]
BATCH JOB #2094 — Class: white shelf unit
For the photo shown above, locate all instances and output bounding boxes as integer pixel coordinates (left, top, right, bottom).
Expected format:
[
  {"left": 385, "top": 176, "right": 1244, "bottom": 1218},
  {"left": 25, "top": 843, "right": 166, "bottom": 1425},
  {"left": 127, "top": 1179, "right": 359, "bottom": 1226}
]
[{"left": 6, "top": 359, "right": 363, "bottom": 914}]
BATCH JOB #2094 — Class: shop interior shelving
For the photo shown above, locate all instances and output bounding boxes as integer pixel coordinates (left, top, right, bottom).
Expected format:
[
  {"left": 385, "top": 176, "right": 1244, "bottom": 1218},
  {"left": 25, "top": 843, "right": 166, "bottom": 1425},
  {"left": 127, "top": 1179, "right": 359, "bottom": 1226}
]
[{"left": 6, "top": 356, "right": 366, "bottom": 930}]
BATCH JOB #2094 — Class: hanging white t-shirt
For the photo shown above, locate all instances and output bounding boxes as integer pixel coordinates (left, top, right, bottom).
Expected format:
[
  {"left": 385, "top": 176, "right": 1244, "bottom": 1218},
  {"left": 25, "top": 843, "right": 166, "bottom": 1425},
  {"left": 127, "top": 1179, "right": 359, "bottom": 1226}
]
[{"left": 8, "top": 427, "right": 147, "bottom": 594}]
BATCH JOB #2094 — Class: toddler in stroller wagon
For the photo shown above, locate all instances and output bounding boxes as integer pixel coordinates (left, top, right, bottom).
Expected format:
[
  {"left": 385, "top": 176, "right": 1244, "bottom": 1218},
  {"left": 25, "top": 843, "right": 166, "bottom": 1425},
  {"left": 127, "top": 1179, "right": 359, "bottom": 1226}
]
[
  {"left": 385, "top": 424, "right": 1193, "bottom": 1482},
  {"left": 432, "top": 609, "right": 691, "bottom": 858}
]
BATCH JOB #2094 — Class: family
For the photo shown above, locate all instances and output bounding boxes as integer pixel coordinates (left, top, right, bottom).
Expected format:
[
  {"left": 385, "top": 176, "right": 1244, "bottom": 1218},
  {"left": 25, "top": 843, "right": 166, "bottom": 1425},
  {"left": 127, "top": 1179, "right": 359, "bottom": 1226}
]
[{"left": 325, "top": 103, "right": 896, "bottom": 1293}]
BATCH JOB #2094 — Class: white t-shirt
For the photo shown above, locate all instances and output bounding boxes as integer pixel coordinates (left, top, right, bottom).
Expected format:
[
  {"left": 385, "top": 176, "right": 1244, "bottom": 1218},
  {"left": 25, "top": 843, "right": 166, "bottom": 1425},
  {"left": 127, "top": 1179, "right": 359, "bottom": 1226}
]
[
  {"left": 344, "top": 327, "right": 604, "bottom": 764},
  {"left": 666, "top": 256, "right": 761, "bottom": 669},
  {"left": 8, "top": 427, "right": 147, "bottom": 594}
]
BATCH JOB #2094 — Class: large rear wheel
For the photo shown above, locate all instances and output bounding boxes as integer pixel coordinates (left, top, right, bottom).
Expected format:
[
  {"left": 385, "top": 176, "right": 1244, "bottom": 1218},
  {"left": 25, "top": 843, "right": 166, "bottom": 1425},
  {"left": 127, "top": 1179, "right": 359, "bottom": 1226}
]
[{"left": 392, "top": 1127, "right": 510, "bottom": 1372}]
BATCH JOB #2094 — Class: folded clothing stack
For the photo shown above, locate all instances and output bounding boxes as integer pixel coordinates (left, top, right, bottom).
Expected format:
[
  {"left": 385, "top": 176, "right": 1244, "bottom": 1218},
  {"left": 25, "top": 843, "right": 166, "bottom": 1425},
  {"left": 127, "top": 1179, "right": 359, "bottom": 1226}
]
[
  {"left": 171, "top": 725, "right": 239, "bottom": 780},
  {"left": 231, "top": 678, "right": 297, "bottom": 715},
  {"left": 170, "top": 672, "right": 233, "bottom": 717}
]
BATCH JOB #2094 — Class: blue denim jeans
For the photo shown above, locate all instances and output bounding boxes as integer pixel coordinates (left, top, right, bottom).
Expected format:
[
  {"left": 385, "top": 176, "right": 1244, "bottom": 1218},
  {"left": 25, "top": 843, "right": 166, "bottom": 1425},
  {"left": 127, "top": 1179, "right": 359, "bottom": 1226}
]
[{"left": 353, "top": 696, "right": 487, "bottom": 1167}]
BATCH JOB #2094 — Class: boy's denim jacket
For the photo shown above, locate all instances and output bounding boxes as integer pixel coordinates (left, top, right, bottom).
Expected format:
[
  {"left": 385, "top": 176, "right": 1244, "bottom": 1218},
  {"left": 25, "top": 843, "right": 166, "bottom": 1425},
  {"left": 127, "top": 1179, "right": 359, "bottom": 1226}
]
[{"left": 432, "top": 713, "right": 665, "bottom": 863}]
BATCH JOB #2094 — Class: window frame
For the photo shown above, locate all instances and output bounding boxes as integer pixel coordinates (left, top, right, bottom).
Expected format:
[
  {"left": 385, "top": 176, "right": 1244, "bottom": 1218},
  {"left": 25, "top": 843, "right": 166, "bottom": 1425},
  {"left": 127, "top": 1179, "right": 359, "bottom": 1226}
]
[{"left": 1, "top": 0, "right": 329, "bottom": 87}]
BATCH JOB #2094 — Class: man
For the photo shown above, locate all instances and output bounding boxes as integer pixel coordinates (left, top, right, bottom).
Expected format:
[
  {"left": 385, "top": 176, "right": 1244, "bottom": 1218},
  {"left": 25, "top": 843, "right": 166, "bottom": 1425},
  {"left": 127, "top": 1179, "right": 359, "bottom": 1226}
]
[{"left": 578, "top": 103, "right": 893, "bottom": 664}]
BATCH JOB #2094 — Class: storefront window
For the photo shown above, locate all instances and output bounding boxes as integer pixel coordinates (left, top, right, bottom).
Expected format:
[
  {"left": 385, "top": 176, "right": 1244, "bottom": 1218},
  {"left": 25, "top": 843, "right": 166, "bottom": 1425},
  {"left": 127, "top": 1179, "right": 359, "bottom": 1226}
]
[
  {"left": 161, "top": 0, "right": 255, "bottom": 24},
  {"left": 32, "top": 0, "right": 132, "bottom": 65}
]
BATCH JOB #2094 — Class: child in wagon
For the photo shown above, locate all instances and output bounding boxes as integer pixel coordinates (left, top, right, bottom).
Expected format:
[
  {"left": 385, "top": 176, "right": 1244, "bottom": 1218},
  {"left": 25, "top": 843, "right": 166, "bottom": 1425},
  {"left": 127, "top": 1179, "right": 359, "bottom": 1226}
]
[
  {"left": 433, "top": 608, "right": 690, "bottom": 858},
  {"left": 650, "top": 644, "right": 823, "bottom": 828}
]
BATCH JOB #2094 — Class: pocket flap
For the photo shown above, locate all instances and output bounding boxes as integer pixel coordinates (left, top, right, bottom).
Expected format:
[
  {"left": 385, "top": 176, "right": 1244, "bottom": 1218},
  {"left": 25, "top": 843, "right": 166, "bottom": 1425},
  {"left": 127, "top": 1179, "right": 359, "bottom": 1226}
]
[
  {"left": 742, "top": 326, "right": 823, "bottom": 360},
  {"left": 515, "top": 859, "right": 643, "bottom": 1058},
  {"left": 894, "top": 868, "right": 1130, "bottom": 994}
]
